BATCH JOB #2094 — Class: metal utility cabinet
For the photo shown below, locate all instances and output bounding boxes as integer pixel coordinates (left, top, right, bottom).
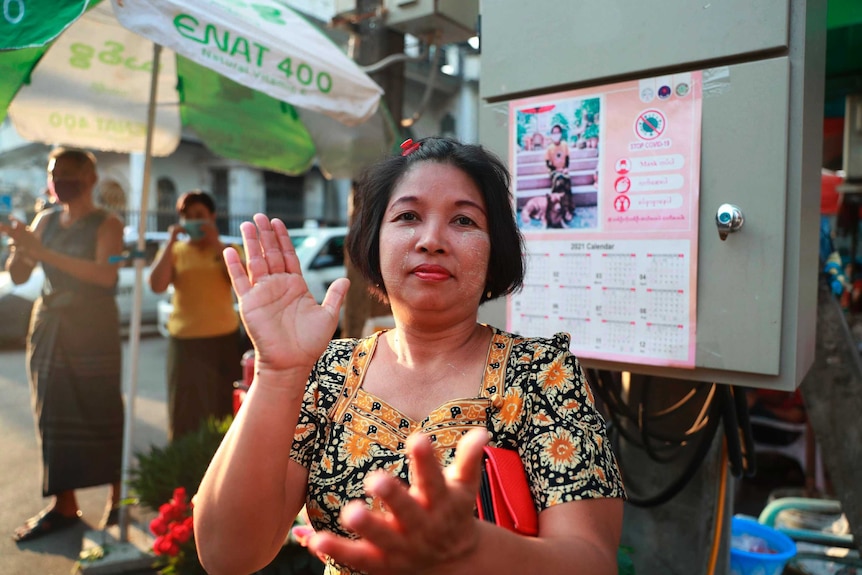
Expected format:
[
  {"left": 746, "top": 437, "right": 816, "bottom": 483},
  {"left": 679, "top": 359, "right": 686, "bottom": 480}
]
[{"left": 477, "top": 0, "right": 826, "bottom": 391}]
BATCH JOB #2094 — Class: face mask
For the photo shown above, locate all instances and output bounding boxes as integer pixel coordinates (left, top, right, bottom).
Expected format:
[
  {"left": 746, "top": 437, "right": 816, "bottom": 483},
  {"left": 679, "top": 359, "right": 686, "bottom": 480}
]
[
  {"left": 181, "top": 219, "right": 208, "bottom": 240},
  {"left": 49, "top": 180, "right": 86, "bottom": 203},
  {"left": 552, "top": 134, "right": 562, "bottom": 144}
]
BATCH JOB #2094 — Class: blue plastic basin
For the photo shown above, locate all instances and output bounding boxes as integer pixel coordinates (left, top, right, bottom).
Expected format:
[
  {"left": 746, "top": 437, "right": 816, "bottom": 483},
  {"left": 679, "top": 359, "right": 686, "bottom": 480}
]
[{"left": 730, "top": 516, "right": 797, "bottom": 575}]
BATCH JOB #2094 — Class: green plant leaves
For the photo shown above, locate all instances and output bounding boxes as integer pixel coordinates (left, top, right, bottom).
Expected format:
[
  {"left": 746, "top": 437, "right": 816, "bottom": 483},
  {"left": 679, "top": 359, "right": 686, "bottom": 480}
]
[{"left": 128, "top": 415, "right": 232, "bottom": 512}]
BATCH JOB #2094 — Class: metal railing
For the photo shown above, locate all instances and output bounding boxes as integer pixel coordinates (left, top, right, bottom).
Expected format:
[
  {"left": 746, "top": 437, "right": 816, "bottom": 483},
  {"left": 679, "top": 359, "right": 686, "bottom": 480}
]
[
  {"left": 10, "top": 208, "right": 344, "bottom": 238},
  {"left": 119, "top": 210, "right": 344, "bottom": 237}
]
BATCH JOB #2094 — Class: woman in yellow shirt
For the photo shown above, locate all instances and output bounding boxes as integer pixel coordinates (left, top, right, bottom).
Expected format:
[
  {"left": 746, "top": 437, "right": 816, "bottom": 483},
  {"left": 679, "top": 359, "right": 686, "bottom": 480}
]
[{"left": 149, "top": 191, "right": 243, "bottom": 441}]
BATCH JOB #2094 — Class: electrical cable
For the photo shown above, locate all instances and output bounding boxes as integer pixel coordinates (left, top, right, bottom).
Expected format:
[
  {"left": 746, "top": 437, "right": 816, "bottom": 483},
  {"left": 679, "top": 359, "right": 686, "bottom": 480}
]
[
  {"left": 360, "top": 45, "right": 429, "bottom": 74},
  {"left": 640, "top": 377, "right": 687, "bottom": 463},
  {"left": 592, "top": 369, "right": 712, "bottom": 443},
  {"left": 594, "top": 373, "right": 681, "bottom": 455},
  {"left": 650, "top": 387, "right": 699, "bottom": 417},
  {"left": 342, "top": 23, "right": 440, "bottom": 127},
  {"left": 732, "top": 384, "right": 757, "bottom": 477},
  {"left": 624, "top": 398, "right": 723, "bottom": 507},
  {"left": 719, "top": 384, "right": 745, "bottom": 478},
  {"left": 588, "top": 368, "right": 737, "bottom": 508},
  {"left": 706, "top": 438, "right": 729, "bottom": 575},
  {"left": 400, "top": 41, "right": 442, "bottom": 128},
  {"left": 684, "top": 385, "right": 717, "bottom": 436},
  {"left": 640, "top": 377, "right": 715, "bottom": 456}
]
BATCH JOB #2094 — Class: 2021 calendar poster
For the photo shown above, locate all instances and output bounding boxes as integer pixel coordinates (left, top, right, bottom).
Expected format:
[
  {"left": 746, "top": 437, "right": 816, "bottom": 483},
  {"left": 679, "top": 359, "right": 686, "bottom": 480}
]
[{"left": 508, "top": 72, "right": 703, "bottom": 368}]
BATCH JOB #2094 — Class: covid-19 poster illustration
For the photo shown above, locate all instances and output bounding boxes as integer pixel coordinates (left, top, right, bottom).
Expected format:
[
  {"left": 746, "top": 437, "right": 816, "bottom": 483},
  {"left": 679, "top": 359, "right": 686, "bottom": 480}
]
[{"left": 508, "top": 72, "right": 703, "bottom": 368}]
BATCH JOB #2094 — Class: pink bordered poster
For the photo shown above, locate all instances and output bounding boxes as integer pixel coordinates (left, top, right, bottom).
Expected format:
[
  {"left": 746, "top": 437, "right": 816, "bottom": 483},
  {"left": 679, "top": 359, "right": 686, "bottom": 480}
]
[{"left": 506, "top": 72, "right": 703, "bottom": 368}]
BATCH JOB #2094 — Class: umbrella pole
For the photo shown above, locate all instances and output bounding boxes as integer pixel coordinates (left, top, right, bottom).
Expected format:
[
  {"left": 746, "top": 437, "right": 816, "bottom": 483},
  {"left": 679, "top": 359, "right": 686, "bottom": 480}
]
[{"left": 118, "top": 43, "right": 162, "bottom": 544}]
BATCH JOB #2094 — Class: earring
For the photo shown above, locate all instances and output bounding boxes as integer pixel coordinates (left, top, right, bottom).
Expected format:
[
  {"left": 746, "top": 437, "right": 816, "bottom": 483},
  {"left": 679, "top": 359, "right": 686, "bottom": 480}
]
[{"left": 486, "top": 290, "right": 492, "bottom": 299}]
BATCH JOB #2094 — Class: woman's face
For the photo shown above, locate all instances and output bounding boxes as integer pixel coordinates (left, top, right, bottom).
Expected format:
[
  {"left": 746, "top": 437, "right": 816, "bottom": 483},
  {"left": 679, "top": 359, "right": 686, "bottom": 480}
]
[
  {"left": 47, "top": 156, "right": 93, "bottom": 204},
  {"left": 180, "top": 202, "right": 216, "bottom": 241},
  {"left": 379, "top": 161, "right": 491, "bottom": 314}
]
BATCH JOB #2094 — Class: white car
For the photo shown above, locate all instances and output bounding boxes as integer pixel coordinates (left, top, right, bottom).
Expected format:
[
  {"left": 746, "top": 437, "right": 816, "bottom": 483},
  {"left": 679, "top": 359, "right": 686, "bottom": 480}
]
[
  {"left": 0, "top": 231, "right": 166, "bottom": 344},
  {"left": 156, "top": 226, "right": 349, "bottom": 338}
]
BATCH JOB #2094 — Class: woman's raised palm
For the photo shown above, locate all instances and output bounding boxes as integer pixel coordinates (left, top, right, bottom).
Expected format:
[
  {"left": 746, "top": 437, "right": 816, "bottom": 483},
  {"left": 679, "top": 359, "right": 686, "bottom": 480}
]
[{"left": 225, "top": 215, "right": 349, "bottom": 373}]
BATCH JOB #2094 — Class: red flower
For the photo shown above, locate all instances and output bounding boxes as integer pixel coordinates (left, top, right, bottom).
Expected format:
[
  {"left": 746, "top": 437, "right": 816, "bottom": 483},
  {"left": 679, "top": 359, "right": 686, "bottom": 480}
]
[
  {"left": 172, "top": 487, "right": 187, "bottom": 503},
  {"left": 149, "top": 487, "right": 203, "bottom": 573},
  {"left": 159, "top": 502, "right": 184, "bottom": 522},
  {"left": 153, "top": 535, "right": 180, "bottom": 557},
  {"left": 149, "top": 516, "right": 169, "bottom": 536},
  {"left": 170, "top": 522, "right": 193, "bottom": 544}
]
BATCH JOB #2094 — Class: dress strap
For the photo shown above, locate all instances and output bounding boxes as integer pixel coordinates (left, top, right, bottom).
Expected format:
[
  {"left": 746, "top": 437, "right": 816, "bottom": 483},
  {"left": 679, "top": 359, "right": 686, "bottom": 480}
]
[
  {"left": 479, "top": 329, "right": 513, "bottom": 402},
  {"left": 328, "top": 333, "right": 379, "bottom": 422},
  {"left": 479, "top": 329, "right": 516, "bottom": 447}
]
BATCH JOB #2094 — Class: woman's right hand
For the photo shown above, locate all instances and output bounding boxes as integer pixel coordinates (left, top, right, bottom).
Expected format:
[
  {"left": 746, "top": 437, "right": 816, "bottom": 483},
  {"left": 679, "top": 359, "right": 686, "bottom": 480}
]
[
  {"left": 167, "top": 224, "right": 184, "bottom": 243},
  {"left": 225, "top": 214, "right": 349, "bottom": 375},
  {"left": 0, "top": 218, "right": 44, "bottom": 260}
]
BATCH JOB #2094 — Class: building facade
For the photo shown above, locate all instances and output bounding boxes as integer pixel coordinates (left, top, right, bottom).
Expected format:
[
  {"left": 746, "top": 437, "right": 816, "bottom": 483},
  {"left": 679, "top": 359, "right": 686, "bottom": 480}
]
[{"left": 0, "top": 41, "right": 477, "bottom": 235}]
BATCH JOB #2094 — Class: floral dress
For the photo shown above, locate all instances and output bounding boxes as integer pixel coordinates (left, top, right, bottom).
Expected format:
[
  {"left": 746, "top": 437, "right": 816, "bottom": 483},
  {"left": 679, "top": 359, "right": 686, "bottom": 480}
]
[{"left": 290, "top": 326, "right": 625, "bottom": 575}]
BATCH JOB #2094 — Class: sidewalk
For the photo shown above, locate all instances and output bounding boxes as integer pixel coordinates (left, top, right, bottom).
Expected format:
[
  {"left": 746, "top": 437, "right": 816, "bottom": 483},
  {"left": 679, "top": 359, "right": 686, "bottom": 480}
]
[
  {"left": 77, "top": 513, "right": 158, "bottom": 575},
  {"left": 0, "top": 335, "right": 169, "bottom": 575}
]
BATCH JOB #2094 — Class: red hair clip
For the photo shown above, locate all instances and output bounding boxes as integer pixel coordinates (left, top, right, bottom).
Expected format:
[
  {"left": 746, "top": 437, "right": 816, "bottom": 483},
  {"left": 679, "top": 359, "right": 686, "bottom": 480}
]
[{"left": 400, "top": 138, "right": 421, "bottom": 156}]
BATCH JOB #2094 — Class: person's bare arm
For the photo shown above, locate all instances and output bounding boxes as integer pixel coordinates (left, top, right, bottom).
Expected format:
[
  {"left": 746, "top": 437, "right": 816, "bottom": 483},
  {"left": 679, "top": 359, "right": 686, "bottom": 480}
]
[
  {"left": 2, "top": 213, "right": 49, "bottom": 284},
  {"left": 30, "top": 214, "right": 124, "bottom": 288},
  {"left": 195, "top": 215, "right": 349, "bottom": 575},
  {"left": 196, "top": 369, "right": 313, "bottom": 575},
  {"left": 446, "top": 497, "right": 623, "bottom": 575},
  {"left": 148, "top": 225, "right": 182, "bottom": 294}
]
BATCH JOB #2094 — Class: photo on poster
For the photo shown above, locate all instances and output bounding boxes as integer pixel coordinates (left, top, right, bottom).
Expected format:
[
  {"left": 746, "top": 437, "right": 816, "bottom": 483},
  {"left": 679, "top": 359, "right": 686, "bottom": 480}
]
[{"left": 513, "top": 97, "right": 602, "bottom": 231}]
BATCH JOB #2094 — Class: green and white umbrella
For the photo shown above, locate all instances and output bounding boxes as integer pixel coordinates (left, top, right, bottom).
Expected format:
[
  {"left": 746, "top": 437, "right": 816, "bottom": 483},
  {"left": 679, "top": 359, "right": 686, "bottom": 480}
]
[
  {"left": 1, "top": 0, "right": 395, "bottom": 178},
  {"left": 1, "top": 0, "right": 394, "bottom": 543}
]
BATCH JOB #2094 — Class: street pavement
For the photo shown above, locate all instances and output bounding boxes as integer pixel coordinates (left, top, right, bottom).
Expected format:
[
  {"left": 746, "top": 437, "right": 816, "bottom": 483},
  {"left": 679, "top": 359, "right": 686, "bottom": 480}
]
[{"left": 0, "top": 329, "right": 169, "bottom": 575}]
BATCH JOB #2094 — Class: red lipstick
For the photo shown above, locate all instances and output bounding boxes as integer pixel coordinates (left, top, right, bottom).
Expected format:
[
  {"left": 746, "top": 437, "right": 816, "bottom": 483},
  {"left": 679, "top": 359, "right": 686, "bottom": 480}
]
[{"left": 412, "top": 264, "right": 451, "bottom": 281}]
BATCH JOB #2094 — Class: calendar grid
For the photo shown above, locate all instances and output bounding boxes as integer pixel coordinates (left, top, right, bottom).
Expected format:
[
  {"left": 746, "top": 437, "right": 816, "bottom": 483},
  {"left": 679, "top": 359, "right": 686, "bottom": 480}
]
[{"left": 509, "top": 239, "right": 695, "bottom": 364}]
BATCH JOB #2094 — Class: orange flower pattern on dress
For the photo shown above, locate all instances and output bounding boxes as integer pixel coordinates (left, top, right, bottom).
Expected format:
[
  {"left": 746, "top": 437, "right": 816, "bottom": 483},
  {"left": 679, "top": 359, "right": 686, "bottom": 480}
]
[
  {"left": 290, "top": 328, "right": 624, "bottom": 575},
  {"left": 499, "top": 392, "right": 524, "bottom": 427},
  {"left": 541, "top": 355, "right": 572, "bottom": 392},
  {"left": 541, "top": 429, "right": 578, "bottom": 470},
  {"left": 343, "top": 434, "right": 373, "bottom": 466}
]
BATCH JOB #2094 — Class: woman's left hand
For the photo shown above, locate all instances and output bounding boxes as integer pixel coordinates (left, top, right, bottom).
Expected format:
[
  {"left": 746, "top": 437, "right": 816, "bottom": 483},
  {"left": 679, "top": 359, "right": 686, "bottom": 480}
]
[{"left": 307, "top": 428, "right": 489, "bottom": 574}]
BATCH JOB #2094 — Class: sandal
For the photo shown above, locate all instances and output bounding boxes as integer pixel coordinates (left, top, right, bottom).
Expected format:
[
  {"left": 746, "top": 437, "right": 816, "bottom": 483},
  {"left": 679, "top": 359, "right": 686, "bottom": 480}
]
[{"left": 12, "top": 509, "right": 82, "bottom": 543}]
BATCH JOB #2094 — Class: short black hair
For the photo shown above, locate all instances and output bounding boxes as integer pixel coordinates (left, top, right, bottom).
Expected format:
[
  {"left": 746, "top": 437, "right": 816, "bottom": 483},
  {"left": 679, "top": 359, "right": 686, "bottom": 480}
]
[
  {"left": 176, "top": 190, "right": 216, "bottom": 215},
  {"left": 346, "top": 137, "right": 525, "bottom": 302}
]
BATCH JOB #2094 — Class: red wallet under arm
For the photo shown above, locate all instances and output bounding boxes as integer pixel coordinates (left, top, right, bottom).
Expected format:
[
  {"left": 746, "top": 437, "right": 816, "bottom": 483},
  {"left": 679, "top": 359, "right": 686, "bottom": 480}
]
[{"left": 476, "top": 446, "right": 538, "bottom": 537}]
